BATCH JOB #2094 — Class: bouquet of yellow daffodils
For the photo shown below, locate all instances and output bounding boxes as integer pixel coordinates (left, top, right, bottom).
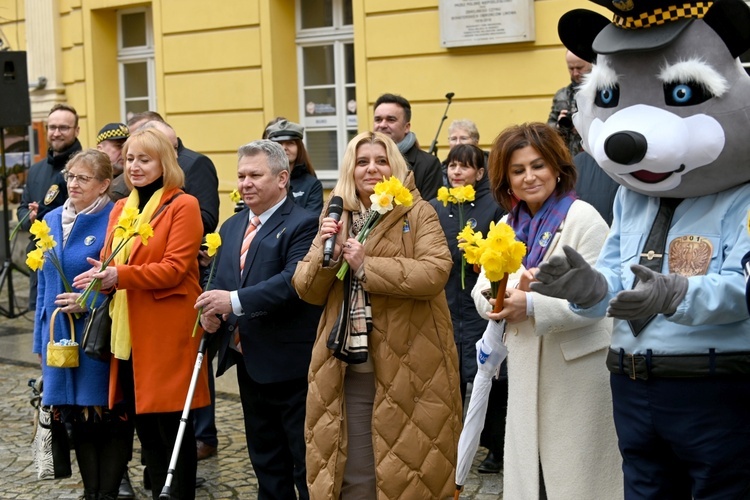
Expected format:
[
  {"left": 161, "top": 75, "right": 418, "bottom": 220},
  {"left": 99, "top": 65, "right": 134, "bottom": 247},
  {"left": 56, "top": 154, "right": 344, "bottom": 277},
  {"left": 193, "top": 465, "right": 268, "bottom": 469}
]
[
  {"left": 192, "top": 232, "right": 222, "bottom": 337},
  {"left": 76, "top": 207, "right": 154, "bottom": 309},
  {"left": 26, "top": 220, "right": 81, "bottom": 318},
  {"left": 437, "top": 184, "right": 476, "bottom": 289},
  {"left": 457, "top": 221, "right": 526, "bottom": 312},
  {"left": 336, "top": 176, "right": 413, "bottom": 280}
]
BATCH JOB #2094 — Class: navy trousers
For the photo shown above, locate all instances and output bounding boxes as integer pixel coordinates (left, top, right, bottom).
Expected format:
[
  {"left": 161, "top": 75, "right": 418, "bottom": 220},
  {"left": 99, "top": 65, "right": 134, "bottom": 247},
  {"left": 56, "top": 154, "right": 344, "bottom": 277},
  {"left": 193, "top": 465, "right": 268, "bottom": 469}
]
[
  {"left": 611, "top": 373, "right": 750, "bottom": 499},
  {"left": 234, "top": 351, "right": 308, "bottom": 500}
]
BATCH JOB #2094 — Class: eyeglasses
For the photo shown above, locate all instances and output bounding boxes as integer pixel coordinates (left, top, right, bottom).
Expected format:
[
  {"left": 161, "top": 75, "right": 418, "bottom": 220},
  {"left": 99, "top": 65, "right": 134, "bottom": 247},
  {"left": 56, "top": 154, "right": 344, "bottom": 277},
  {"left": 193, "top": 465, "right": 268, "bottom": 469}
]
[
  {"left": 63, "top": 172, "right": 94, "bottom": 185},
  {"left": 47, "top": 125, "right": 74, "bottom": 133}
]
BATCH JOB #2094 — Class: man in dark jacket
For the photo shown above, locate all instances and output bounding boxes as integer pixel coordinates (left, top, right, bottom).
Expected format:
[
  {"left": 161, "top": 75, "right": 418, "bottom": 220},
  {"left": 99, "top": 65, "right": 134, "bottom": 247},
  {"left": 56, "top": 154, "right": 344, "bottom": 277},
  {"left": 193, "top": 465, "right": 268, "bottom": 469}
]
[
  {"left": 17, "top": 103, "right": 82, "bottom": 310},
  {"left": 373, "top": 93, "right": 443, "bottom": 200}
]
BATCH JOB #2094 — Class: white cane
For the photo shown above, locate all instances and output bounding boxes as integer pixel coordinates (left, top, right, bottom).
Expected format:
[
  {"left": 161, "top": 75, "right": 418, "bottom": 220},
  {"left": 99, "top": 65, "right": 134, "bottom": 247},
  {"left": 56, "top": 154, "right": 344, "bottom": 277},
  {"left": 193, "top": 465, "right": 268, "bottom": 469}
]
[{"left": 160, "top": 332, "right": 208, "bottom": 499}]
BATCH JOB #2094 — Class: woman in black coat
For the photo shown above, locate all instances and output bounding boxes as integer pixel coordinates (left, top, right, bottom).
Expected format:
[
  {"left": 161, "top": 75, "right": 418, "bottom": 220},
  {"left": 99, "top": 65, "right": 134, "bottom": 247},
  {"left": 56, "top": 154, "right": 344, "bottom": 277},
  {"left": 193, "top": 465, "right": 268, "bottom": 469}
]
[{"left": 430, "top": 143, "right": 508, "bottom": 473}]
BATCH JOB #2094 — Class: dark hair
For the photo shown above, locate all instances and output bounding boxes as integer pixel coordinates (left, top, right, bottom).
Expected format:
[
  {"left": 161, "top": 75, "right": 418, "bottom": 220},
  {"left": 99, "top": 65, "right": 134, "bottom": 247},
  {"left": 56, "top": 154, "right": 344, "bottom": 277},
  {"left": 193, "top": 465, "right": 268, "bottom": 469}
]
[
  {"left": 374, "top": 93, "right": 411, "bottom": 123},
  {"left": 489, "top": 122, "right": 577, "bottom": 212},
  {"left": 291, "top": 138, "right": 317, "bottom": 177},
  {"left": 127, "top": 111, "right": 165, "bottom": 128},
  {"left": 262, "top": 116, "right": 287, "bottom": 139},
  {"left": 446, "top": 144, "right": 485, "bottom": 171},
  {"left": 48, "top": 103, "right": 79, "bottom": 126}
]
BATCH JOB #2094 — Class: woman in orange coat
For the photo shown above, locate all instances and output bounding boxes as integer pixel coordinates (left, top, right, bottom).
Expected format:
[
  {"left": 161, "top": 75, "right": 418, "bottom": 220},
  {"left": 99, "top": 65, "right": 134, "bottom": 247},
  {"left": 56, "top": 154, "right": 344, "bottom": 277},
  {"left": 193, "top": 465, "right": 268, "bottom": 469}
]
[{"left": 75, "top": 128, "right": 208, "bottom": 500}]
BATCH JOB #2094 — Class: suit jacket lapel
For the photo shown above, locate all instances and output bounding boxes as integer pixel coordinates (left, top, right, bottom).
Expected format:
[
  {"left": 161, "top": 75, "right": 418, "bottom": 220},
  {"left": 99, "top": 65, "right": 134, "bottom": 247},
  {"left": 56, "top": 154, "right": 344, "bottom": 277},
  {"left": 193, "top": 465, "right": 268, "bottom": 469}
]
[{"left": 240, "top": 198, "right": 292, "bottom": 284}]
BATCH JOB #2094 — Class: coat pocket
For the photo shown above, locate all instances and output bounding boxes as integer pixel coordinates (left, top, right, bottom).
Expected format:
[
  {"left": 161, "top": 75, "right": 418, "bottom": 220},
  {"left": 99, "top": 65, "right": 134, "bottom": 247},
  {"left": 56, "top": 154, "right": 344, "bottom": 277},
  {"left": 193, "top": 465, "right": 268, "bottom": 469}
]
[
  {"left": 559, "top": 326, "right": 611, "bottom": 361},
  {"left": 152, "top": 284, "right": 187, "bottom": 301}
]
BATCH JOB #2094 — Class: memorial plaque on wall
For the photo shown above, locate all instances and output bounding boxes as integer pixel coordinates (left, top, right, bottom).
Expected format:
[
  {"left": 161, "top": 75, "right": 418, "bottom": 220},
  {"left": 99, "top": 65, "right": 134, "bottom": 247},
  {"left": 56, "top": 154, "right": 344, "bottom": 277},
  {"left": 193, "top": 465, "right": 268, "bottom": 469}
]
[{"left": 439, "top": 0, "right": 535, "bottom": 48}]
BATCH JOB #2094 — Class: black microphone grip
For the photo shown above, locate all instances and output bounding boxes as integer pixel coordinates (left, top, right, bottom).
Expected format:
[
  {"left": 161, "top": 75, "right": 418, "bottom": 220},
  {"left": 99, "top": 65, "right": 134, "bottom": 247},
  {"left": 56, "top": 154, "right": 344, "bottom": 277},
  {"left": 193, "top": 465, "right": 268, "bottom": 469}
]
[{"left": 323, "top": 196, "right": 344, "bottom": 267}]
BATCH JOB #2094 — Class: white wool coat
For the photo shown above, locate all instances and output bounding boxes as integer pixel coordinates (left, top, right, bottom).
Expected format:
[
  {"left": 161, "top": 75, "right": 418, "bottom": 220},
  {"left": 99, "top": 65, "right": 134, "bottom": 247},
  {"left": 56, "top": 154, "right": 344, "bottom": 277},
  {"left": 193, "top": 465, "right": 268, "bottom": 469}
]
[{"left": 472, "top": 200, "right": 623, "bottom": 500}]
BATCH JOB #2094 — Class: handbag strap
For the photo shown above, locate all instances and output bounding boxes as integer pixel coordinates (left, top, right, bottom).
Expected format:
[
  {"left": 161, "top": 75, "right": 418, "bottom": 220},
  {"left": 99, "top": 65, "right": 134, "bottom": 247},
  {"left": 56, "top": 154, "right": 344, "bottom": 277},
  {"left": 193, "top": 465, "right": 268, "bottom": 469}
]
[
  {"left": 150, "top": 192, "right": 183, "bottom": 223},
  {"left": 48, "top": 307, "right": 76, "bottom": 345}
]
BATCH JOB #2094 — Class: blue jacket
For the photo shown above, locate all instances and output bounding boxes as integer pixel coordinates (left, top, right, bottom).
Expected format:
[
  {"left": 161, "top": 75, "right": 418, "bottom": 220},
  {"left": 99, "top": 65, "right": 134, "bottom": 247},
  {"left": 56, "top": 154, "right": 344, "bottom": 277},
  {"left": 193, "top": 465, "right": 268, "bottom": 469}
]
[
  {"left": 430, "top": 176, "right": 505, "bottom": 382},
  {"left": 32, "top": 203, "right": 114, "bottom": 406},
  {"left": 573, "top": 185, "right": 750, "bottom": 355}
]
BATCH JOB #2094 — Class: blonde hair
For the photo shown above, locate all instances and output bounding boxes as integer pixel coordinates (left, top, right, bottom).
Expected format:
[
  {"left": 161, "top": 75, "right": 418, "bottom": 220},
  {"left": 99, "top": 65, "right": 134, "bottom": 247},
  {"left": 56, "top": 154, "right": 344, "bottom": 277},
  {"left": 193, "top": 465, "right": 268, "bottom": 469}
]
[
  {"left": 334, "top": 131, "right": 408, "bottom": 211},
  {"left": 122, "top": 128, "right": 184, "bottom": 191}
]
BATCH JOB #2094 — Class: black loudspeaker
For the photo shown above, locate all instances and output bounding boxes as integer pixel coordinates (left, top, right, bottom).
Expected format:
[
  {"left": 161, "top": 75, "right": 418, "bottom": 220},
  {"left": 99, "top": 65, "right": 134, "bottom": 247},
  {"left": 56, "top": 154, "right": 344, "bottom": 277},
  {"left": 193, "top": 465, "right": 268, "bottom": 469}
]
[{"left": 0, "top": 51, "right": 31, "bottom": 127}]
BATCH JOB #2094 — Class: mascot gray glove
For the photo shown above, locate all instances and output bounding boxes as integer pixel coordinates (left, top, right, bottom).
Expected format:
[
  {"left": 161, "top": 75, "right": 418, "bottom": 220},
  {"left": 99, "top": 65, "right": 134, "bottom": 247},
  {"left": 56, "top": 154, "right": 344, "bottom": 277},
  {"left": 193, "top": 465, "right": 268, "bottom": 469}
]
[
  {"left": 530, "top": 245, "right": 608, "bottom": 309},
  {"left": 607, "top": 264, "right": 688, "bottom": 320}
]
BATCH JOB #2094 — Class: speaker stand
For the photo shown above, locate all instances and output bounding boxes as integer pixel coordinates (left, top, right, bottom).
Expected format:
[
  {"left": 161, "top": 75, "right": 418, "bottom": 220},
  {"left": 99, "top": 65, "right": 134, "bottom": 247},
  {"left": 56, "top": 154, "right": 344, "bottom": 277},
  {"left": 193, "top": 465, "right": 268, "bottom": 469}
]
[{"left": 0, "top": 127, "right": 29, "bottom": 318}]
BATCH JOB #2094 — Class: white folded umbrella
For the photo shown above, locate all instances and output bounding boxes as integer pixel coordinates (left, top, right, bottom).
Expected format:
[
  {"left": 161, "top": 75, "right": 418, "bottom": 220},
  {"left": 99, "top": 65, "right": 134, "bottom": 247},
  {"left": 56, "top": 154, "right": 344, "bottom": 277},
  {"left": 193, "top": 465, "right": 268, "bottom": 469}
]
[{"left": 454, "top": 319, "right": 508, "bottom": 497}]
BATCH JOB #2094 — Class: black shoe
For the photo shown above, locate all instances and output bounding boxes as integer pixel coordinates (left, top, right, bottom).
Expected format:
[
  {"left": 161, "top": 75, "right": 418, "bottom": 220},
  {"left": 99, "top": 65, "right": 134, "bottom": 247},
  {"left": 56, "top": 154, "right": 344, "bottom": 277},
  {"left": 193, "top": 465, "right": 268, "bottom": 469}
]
[
  {"left": 477, "top": 451, "right": 502, "bottom": 474},
  {"left": 119, "top": 470, "right": 135, "bottom": 499}
]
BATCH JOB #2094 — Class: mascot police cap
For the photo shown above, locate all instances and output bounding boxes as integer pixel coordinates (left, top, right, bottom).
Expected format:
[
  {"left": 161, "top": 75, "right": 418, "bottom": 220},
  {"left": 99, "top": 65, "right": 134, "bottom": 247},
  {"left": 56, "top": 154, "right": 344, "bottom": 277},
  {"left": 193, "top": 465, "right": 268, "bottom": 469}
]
[{"left": 558, "top": 0, "right": 750, "bottom": 198}]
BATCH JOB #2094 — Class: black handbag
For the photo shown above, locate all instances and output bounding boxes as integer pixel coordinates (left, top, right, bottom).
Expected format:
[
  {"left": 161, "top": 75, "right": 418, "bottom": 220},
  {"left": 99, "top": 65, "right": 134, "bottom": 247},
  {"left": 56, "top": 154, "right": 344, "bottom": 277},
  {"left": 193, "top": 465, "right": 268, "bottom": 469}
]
[{"left": 81, "top": 293, "right": 113, "bottom": 362}]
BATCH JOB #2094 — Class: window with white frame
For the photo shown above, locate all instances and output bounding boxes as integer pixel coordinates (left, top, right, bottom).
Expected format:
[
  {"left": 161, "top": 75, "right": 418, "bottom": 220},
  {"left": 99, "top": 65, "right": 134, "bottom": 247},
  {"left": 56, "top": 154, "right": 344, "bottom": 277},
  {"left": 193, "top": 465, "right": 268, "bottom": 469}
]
[
  {"left": 118, "top": 8, "right": 156, "bottom": 122},
  {"left": 296, "top": 0, "right": 355, "bottom": 182}
]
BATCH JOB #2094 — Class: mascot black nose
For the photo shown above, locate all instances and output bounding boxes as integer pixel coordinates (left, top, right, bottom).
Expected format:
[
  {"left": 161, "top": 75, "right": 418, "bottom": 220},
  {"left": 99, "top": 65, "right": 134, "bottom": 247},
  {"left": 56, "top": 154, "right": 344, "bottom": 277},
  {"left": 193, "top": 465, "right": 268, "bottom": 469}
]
[{"left": 604, "top": 131, "right": 648, "bottom": 165}]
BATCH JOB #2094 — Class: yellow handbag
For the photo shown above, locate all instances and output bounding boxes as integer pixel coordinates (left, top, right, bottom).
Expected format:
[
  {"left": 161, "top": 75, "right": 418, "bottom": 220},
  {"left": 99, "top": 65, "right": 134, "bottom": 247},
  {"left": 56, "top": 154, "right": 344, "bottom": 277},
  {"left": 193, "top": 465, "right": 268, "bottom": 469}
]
[{"left": 46, "top": 307, "right": 79, "bottom": 368}]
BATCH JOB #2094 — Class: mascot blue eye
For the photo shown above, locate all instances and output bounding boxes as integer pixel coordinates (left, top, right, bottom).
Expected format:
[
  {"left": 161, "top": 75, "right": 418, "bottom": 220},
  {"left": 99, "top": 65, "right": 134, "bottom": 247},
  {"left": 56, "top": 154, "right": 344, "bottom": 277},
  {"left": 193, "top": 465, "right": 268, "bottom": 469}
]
[
  {"left": 663, "top": 81, "right": 712, "bottom": 106},
  {"left": 594, "top": 86, "right": 620, "bottom": 108}
]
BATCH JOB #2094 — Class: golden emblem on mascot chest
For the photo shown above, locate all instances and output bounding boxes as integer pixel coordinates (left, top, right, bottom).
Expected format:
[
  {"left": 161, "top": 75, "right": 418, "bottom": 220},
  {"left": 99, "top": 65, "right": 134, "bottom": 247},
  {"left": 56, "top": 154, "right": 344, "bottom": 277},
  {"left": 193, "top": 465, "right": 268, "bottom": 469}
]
[{"left": 668, "top": 236, "right": 712, "bottom": 276}]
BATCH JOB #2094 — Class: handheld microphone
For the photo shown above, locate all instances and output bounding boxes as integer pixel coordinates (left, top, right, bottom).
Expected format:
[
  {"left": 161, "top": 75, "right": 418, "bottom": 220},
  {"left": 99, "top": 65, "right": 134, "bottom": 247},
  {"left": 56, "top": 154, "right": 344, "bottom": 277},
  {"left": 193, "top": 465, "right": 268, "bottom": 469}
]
[
  {"left": 446, "top": 92, "right": 455, "bottom": 100},
  {"left": 323, "top": 196, "right": 344, "bottom": 267}
]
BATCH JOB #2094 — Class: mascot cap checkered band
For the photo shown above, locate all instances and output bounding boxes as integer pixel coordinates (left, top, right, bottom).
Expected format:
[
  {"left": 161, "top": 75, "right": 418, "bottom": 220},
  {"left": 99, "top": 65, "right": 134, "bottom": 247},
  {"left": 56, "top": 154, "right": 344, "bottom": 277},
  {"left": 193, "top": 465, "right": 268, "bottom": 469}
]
[
  {"left": 96, "top": 123, "right": 129, "bottom": 145},
  {"left": 561, "top": 0, "right": 750, "bottom": 59},
  {"left": 591, "top": 0, "right": 713, "bottom": 29}
]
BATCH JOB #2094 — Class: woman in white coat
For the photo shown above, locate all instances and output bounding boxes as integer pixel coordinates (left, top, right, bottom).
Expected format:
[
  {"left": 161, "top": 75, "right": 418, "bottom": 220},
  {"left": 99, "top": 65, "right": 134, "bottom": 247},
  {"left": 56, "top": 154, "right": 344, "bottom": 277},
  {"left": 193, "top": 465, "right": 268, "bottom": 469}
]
[{"left": 472, "top": 123, "right": 622, "bottom": 499}]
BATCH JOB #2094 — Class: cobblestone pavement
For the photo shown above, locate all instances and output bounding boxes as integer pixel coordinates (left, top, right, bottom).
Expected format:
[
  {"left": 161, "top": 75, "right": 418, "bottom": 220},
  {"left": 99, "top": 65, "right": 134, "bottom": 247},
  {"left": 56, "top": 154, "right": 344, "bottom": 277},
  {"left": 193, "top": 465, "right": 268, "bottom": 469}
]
[{"left": 0, "top": 278, "right": 503, "bottom": 499}]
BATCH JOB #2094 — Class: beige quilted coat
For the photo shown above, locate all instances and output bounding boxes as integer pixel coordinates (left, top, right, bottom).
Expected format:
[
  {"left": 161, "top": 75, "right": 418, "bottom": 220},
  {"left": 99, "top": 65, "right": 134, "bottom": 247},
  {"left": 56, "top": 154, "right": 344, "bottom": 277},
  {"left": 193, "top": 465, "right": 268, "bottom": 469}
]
[{"left": 292, "top": 177, "right": 463, "bottom": 499}]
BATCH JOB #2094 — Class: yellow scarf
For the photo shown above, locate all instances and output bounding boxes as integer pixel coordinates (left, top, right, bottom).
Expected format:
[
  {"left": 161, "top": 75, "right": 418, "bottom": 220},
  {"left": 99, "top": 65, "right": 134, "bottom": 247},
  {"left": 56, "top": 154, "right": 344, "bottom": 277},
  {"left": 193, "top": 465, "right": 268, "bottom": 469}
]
[{"left": 110, "top": 187, "right": 165, "bottom": 360}]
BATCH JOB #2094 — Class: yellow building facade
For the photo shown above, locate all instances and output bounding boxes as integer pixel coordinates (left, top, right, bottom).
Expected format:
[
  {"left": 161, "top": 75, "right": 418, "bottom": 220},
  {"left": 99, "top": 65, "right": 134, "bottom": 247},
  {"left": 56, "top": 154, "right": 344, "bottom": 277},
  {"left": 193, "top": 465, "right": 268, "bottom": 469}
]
[{"left": 0, "top": 0, "right": 601, "bottom": 221}]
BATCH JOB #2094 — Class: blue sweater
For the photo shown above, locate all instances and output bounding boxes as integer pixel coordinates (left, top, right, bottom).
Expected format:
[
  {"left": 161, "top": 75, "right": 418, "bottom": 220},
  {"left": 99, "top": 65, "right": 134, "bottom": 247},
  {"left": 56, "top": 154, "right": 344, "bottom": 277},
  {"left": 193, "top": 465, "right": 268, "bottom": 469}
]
[{"left": 32, "top": 203, "right": 114, "bottom": 406}]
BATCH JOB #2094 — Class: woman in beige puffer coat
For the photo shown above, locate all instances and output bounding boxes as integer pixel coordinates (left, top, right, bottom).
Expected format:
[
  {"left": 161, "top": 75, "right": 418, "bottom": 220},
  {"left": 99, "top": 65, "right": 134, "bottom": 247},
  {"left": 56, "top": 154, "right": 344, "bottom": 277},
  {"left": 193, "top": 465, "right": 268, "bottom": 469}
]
[{"left": 293, "top": 131, "right": 463, "bottom": 499}]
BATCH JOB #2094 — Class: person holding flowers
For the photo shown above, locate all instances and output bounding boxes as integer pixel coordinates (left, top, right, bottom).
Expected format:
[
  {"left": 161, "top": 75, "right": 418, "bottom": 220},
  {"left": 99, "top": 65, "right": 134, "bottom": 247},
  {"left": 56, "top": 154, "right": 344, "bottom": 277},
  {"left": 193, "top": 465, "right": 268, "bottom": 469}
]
[
  {"left": 292, "top": 131, "right": 462, "bottom": 498},
  {"left": 30, "top": 149, "right": 131, "bottom": 500},
  {"left": 471, "top": 122, "right": 621, "bottom": 499},
  {"left": 430, "top": 144, "right": 507, "bottom": 474},
  {"left": 73, "top": 128, "right": 208, "bottom": 500}
]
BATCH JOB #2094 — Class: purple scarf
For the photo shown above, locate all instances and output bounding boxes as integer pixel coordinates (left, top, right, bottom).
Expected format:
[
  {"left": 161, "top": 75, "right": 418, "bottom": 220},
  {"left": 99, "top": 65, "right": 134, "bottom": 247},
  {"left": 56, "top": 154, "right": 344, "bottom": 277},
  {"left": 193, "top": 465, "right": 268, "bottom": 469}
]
[{"left": 508, "top": 191, "right": 577, "bottom": 269}]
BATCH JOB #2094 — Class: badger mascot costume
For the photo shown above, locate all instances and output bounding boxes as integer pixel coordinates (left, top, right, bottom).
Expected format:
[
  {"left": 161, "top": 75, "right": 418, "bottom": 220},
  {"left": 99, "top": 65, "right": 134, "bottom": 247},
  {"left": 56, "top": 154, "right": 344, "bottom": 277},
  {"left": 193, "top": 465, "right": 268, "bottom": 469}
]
[{"left": 532, "top": 0, "right": 750, "bottom": 497}]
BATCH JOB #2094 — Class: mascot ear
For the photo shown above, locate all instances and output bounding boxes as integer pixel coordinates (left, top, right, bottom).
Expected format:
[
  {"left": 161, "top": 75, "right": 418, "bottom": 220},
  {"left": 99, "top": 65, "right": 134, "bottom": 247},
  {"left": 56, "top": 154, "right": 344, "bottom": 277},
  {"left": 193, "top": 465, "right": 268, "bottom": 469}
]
[
  {"left": 558, "top": 9, "right": 610, "bottom": 63},
  {"left": 703, "top": 0, "right": 750, "bottom": 58}
]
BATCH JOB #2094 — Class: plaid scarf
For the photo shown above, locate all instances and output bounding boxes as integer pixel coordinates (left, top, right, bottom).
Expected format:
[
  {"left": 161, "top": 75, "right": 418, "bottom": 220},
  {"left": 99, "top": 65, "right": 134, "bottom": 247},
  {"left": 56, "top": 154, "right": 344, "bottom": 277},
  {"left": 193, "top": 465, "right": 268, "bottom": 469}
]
[
  {"left": 326, "top": 207, "right": 374, "bottom": 364},
  {"left": 508, "top": 191, "right": 577, "bottom": 269}
]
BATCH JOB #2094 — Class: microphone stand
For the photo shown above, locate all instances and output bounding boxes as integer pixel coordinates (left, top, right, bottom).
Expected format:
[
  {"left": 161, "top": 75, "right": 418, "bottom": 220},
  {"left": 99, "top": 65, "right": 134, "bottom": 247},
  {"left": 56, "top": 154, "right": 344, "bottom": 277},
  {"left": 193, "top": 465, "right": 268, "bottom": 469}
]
[{"left": 427, "top": 92, "right": 455, "bottom": 157}]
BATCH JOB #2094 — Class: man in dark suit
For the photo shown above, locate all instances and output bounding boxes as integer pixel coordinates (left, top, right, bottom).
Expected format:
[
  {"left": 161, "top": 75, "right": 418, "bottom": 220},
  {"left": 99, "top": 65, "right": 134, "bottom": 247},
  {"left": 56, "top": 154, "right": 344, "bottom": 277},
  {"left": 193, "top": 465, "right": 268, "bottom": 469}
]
[{"left": 196, "top": 140, "right": 321, "bottom": 499}]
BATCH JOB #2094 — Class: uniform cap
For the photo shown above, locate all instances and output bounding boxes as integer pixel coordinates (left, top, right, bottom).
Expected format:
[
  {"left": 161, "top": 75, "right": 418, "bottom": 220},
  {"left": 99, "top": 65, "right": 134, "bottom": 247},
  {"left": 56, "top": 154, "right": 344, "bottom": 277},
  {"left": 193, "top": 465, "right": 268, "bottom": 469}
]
[{"left": 96, "top": 123, "right": 130, "bottom": 144}]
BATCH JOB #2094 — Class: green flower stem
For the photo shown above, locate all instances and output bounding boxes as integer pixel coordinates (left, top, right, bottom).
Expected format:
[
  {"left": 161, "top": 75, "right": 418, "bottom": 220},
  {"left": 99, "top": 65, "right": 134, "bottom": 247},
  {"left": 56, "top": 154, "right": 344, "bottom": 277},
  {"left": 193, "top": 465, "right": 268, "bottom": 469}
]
[
  {"left": 335, "top": 212, "right": 381, "bottom": 280},
  {"left": 76, "top": 235, "right": 131, "bottom": 308},
  {"left": 46, "top": 250, "right": 81, "bottom": 319},
  {"left": 192, "top": 256, "right": 218, "bottom": 337},
  {"left": 8, "top": 210, "right": 31, "bottom": 242}
]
